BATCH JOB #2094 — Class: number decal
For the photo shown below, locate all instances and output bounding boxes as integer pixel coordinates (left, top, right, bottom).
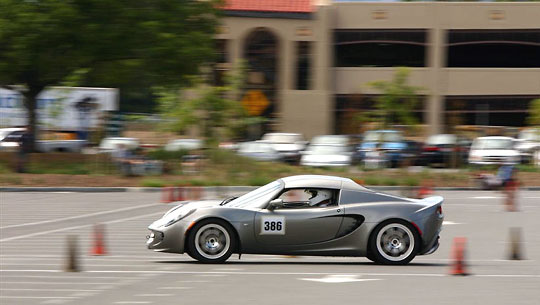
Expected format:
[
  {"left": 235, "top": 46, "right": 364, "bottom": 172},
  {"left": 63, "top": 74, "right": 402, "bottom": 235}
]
[{"left": 260, "top": 216, "right": 285, "bottom": 235}]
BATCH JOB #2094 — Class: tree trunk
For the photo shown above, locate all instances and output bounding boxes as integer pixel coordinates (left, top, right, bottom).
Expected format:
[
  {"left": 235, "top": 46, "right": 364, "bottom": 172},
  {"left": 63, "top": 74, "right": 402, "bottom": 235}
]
[{"left": 23, "top": 89, "right": 40, "bottom": 153}]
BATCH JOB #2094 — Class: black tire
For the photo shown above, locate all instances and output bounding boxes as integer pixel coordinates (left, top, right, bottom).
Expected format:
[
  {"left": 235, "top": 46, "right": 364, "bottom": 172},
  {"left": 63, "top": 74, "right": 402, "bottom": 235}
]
[
  {"left": 368, "top": 219, "right": 420, "bottom": 265},
  {"left": 186, "top": 219, "right": 236, "bottom": 264}
]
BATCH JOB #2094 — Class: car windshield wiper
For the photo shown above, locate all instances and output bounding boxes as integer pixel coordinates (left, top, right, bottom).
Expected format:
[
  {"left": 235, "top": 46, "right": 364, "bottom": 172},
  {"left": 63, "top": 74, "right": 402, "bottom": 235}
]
[{"left": 220, "top": 196, "right": 238, "bottom": 206}]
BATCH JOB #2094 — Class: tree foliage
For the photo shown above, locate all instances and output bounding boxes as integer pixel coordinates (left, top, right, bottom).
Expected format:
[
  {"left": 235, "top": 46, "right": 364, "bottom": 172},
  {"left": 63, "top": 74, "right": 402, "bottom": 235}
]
[
  {"left": 0, "top": 0, "right": 220, "bottom": 148},
  {"left": 527, "top": 98, "right": 540, "bottom": 126},
  {"left": 361, "top": 67, "right": 423, "bottom": 128},
  {"left": 155, "top": 64, "right": 263, "bottom": 146}
]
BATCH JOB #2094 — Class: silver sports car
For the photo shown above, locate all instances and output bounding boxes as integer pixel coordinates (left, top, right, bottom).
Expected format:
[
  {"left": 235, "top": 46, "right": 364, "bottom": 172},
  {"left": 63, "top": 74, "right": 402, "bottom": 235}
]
[{"left": 147, "top": 175, "right": 443, "bottom": 265}]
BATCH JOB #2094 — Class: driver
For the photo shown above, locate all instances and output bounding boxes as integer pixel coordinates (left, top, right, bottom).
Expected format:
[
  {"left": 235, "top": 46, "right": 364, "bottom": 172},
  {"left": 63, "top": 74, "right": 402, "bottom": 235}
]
[{"left": 305, "top": 189, "right": 332, "bottom": 207}]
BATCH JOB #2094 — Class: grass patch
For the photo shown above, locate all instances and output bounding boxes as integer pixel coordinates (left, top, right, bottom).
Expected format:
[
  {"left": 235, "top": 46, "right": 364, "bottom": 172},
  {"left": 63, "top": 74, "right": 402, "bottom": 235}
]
[
  {"left": 0, "top": 174, "right": 23, "bottom": 185},
  {"left": 140, "top": 178, "right": 167, "bottom": 187}
]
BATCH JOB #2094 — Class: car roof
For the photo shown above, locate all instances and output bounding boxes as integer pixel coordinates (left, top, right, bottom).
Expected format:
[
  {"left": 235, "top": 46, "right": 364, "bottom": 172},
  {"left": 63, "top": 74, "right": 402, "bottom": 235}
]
[{"left": 280, "top": 175, "right": 370, "bottom": 191}]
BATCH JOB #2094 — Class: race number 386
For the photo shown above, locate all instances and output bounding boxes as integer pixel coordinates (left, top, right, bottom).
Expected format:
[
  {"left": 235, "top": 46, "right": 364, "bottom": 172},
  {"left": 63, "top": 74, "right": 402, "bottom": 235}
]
[{"left": 261, "top": 216, "right": 285, "bottom": 235}]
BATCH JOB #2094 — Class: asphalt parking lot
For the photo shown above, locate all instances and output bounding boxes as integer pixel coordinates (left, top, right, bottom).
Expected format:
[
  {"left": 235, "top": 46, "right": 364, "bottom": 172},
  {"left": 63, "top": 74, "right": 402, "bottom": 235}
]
[{"left": 1, "top": 190, "right": 539, "bottom": 305}]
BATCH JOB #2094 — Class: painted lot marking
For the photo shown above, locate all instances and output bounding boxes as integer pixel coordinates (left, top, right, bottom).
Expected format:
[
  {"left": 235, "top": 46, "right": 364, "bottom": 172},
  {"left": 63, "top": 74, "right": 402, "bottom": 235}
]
[
  {"left": 299, "top": 274, "right": 381, "bottom": 283},
  {"left": 0, "top": 202, "right": 160, "bottom": 229},
  {"left": 3, "top": 269, "right": 538, "bottom": 278},
  {"left": 0, "top": 212, "right": 163, "bottom": 242},
  {"left": 443, "top": 221, "right": 462, "bottom": 225}
]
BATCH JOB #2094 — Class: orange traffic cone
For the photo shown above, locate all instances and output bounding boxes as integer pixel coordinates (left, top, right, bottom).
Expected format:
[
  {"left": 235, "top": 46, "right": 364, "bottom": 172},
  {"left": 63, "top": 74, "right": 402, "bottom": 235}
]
[
  {"left": 450, "top": 237, "right": 469, "bottom": 276},
  {"left": 90, "top": 224, "right": 107, "bottom": 256},
  {"left": 417, "top": 181, "right": 434, "bottom": 199},
  {"left": 175, "top": 187, "right": 185, "bottom": 201},
  {"left": 161, "top": 187, "right": 174, "bottom": 203}
]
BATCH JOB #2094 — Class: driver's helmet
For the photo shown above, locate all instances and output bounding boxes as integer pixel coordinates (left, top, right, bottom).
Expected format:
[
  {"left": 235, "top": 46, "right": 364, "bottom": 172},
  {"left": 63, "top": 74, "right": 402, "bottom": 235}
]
[{"left": 305, "top": 189, "right": 332, "bottom": 206}]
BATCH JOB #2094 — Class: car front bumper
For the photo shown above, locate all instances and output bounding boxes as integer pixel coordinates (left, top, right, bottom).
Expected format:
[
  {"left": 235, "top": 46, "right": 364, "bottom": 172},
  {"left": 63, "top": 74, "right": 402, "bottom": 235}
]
[{"left": 146, "top": 219, "right": 190, "bottom": 254}]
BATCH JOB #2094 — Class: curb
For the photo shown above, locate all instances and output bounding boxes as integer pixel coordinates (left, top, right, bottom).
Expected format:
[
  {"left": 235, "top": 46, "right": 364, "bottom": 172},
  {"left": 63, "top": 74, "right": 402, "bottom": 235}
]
[{"left": 2, "top": 186, "right": 540, "bottom": 192}]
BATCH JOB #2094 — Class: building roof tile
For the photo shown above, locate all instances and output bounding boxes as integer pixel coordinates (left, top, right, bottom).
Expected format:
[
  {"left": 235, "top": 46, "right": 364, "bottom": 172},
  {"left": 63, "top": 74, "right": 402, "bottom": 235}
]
[{"left": 224, "top": 0, "right": 314, "bottom": 13}]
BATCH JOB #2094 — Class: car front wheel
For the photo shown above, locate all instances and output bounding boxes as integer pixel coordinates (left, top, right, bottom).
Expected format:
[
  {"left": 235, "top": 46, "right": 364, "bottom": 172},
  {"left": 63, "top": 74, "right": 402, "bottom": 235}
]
[
  {"left": 369, "top": 220, "right": 419, "bottom": 265},
  {"left": 187, "top": 219, "right": 236, "bottom": 263}
]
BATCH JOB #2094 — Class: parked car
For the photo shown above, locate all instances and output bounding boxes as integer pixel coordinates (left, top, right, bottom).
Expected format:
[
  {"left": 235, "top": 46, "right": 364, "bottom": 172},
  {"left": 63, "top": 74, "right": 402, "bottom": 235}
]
[
  {"left": 165, "top": 139, "right": 203, "bottom": 152},
  {"left": 468, "top": 136, "right": 520, "bottom": 165},
  {"left": 300, "top": 135, "right": 353, "bottom": 167},
  {"left": 358, "top": 130, "right": 407, "bottom": 167},
  {"left": 0, "top": 127, "right": 86, "bottom": 152},
  {"left": 237, "top": 141, "right": 280, "bottom": 162},
  {"left": 0, "top": 128, "right": 25, "bottom": 151},
  {"left": 260, "top": 133, "right": 307, "bottom": 164},
  {"left": 420, "top": 134, "right": 471, "bottom": 167},
  {"left": 515, "top": 128, "right": 540, "bottom": 164},
  {"left": 99, "top": 137, "right": 140, "bottom": 153}
]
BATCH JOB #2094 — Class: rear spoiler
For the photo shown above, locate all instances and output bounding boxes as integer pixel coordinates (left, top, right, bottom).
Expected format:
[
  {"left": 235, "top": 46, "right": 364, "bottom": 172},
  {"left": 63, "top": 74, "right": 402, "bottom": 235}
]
[{"left": 415, "top": 196, "right": 444, "bottom": 212}]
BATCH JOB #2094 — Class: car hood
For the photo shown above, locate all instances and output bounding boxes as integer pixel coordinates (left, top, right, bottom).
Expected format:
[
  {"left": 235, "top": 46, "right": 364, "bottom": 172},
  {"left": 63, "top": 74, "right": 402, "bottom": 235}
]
[
  {"left": 150, "top": 200, "right": 222, "bottom": 228},
  {"left": 270, "top": 143, "right": 303, "bottom": 152},
  {"left": 470, "top": 149, "right": 519, "bottom": 157}
]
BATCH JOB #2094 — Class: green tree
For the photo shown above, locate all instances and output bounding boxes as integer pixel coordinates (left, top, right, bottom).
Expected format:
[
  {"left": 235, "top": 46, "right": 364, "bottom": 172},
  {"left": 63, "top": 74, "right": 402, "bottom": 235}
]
[
  {"left": 364, "top": 67, "right": 424, "bottom": 128},
  {"left": 527, "top": 98, "right": 540, "bottom": 126},
  {"left": 0, "top": 0, "right": 220, "bottom": 150},
  {"left": 155, "top": 64, "right": 262, "bottom": 146}
]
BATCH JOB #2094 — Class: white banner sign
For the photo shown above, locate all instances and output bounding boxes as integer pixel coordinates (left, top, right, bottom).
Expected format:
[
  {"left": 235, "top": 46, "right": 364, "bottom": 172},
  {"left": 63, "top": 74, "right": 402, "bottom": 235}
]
[{"left": 0, "top": 87, "right": 119, "bottom": 130}]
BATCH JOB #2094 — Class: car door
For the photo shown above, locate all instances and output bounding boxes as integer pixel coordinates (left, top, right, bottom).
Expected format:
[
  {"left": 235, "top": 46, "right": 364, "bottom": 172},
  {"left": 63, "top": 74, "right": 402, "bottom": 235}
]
[{"left": 254, "top": 188, "right": 344, "bottom": 246}]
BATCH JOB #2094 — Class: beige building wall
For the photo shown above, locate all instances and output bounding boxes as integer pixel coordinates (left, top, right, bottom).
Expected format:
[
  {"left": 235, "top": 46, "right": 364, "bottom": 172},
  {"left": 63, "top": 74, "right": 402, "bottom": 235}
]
[{"left": 220, "top": 2, "right": 540, "bottom": 138}]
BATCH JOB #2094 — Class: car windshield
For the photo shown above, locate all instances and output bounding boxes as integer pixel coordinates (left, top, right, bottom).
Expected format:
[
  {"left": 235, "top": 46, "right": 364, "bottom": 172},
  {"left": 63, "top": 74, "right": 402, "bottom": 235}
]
[
  {"left": 262, "top": 134, "right": 301, "bottom": 144},
  {"left": 474, "top": 138, "right": 514, "bottom": 150},
  {"left": 364, "top": 131, "right": 402, "bottom": 142},
  {"left": 226, "top": 180, "right": 283, "bottom": 209},
  {"left": 306, "top": 145, "right": 349, "bottom": 155}
]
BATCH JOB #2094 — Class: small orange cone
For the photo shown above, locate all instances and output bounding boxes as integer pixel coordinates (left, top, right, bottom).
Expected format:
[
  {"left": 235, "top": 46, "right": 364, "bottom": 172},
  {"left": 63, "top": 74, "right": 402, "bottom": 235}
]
[
  {"left": 90, "top": 224, "right": 107, "bottom": 256},
  {"left": 161, "top": 187, "right": 174, "bottom": 203},
  {"left": 450, "top": 237, "right": 469, "bottom": 276},
  {"left": 175, "top": 187, "right": 185, "bottom": 201},
  {"left": 417, "top": 181, "right": 434, "bottom": 199}
]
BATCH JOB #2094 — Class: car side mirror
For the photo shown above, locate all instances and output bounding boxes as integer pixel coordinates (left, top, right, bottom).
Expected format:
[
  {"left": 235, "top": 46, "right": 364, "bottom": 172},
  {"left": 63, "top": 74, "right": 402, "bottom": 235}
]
[{"left": 268, "top": 199, "right": 283, "bottom": 211}]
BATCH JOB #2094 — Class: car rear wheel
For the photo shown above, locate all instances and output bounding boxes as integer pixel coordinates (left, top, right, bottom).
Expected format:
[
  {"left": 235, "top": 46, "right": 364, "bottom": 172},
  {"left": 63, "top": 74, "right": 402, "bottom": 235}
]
[
  {"left": 369, "top": 220, "right": 419, "bottom": 265},
  {"left": 187, "top": 219, "right": 236, "bottom": 263}
]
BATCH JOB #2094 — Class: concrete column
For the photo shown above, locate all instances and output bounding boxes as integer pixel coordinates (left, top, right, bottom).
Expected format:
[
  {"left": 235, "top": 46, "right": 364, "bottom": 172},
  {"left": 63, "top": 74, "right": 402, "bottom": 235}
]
[
  {"left": 426, "top": 16, "right": 446, "bottom": 135},
  {"left": 228, "top": 38, "right": 243, "bottom": 66},
  {"left": 313, "top": 5, "right": 332, "bottom": 92},
  {"left": 277, "top": 36, "right": 294, "bottom": 117}
]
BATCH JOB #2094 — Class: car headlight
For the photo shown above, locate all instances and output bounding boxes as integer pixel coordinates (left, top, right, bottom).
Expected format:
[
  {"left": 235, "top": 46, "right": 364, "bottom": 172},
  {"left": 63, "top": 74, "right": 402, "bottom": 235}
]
[{"left": 161, "top": 208, "right": 195, "bottom": 227}]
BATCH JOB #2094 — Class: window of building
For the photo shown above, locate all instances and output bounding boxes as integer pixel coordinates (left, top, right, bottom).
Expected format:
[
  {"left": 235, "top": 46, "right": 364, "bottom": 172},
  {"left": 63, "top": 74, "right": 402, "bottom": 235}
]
[
  {"left": 334, "top": 30, "right": 427, "bottom": 67},
  {"left": 447, "top": 30, "right": 540, "bottom": 68},
  {"left": 444, "top": 96, "right": 538, "bottom": 127},
  {"left": 296, "top": 41, "right": 312, "bottom": 90}
]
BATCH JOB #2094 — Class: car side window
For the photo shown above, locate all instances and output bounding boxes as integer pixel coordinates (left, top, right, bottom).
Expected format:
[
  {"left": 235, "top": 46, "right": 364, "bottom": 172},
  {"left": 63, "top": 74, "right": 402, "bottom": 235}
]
[
  {"left": 277, "top": 188, "right": 338, "bottom": 209},
  {"left": 339, "top": 190, "right": 406, "bottom": 205}
]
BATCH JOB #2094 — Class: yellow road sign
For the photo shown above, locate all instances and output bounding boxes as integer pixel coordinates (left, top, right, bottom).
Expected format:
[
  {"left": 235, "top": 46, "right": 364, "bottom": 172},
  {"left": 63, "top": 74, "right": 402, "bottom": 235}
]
[{"left": 241, "top": 90, "right": 270, "bottom": 116}]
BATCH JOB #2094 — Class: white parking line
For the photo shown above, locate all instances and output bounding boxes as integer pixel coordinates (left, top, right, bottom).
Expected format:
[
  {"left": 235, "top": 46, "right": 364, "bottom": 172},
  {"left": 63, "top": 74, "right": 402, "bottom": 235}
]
[
  {"left": 1, "top": 288, "right": 99, "bottom": 292},
  {"left": 0, "top": 296, "right": 78, "bottom": 299},
  {"left": 0, "top": 281, "right": 117, "bottom": 285},
  {"left": 0, "top": 203, "right": 160, "bottom": 229},
  {"left": 0, "top": 212, "right": 163, "bottom": 242}
]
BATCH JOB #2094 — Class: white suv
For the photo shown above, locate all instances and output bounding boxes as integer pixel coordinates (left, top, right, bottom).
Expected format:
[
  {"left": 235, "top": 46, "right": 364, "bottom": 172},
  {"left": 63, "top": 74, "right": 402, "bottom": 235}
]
[{"left": 468, "top": 136, "right": 520, "bottom": 165}]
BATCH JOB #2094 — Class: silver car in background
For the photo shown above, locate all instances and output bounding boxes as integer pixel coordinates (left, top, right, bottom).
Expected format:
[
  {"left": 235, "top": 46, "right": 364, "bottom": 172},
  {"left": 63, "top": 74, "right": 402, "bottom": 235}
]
[
  {"left": 147, "top": 175, "right": 443, "bottom": 265},
  {"left": 300, "top": 135, "right": 353, "bottom": 167},
  {"left": 468, "top": 136, "right": 520, "bottom": 165},
  {"left": 237, "top": 141, "right": 280, "bottom": 162},
  {"left": 260, "top": 133, "right": 307, "bottom": 164}
]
